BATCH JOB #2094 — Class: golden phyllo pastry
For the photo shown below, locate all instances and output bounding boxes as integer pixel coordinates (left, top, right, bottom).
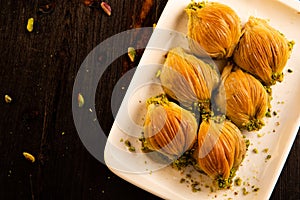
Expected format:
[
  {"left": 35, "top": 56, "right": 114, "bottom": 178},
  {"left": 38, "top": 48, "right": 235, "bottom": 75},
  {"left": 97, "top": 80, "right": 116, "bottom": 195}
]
[
  {"left": 195, "top": 119, "right": 246, "bottom": 188},
  {"left": 233, "top": 16, "right": 293, "bottom": 85},
  {"left": 160, "top": 47, "right": 219, "bottom": 108},
  {"left": 216, "top": 63, "right": 269, "bottom": 131},
  {"left": 185, "top": 1, "right": 241, "bottom": 59},
  {"left": 143, "top": 94, "right": 198, "bottom": 159}
]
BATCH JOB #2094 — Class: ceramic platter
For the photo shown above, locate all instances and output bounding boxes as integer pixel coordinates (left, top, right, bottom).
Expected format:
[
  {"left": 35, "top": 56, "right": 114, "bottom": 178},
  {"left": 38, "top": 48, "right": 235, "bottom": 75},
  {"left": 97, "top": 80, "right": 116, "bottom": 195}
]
[{"left": 105, "top": 0, "right": 300, "bottom": 199}]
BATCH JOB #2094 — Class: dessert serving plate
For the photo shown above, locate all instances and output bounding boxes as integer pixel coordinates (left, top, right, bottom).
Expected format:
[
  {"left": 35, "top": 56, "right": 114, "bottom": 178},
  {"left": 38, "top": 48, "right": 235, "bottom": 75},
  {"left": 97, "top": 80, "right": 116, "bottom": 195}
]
[{"left": 104, "top": 0, "right": 300, "bottom": 199}]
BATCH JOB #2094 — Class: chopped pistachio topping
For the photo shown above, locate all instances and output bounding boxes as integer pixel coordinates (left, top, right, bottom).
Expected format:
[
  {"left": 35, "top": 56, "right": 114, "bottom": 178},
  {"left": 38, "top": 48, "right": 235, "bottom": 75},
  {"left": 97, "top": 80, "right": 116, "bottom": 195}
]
[
  {"left": 217, "top": 178, "right": 227, "bottom": 189},
  {"left": 264, "top": 86, "right": 272, "bottom": 95},
  {"left": 262, "top": 148, "right": 269, "bottom": 153},
  {"left": 27, "top": 18, "right": 34, "bottom": 32},
  {"left": 23, "top": 152, "right": 35, "bottom": 163},
  {"left": 128, "top": 47, "right": 136, "bottom": 62},
  {"left": 288, "top": 40, "right": 295, "bottom": 51},
  {"left": 146, "top": 94, "right": 169, "bottom": 107},
  {"left": 155, "top": 69, "right": 161, "bottom": 78},
  {"left": 124, "top": 139, "right": 136, "bottom": 152},
  {"left": 252, "top": 148, "right": 258, "bottom": 154},
  {"left": 78, "top": 93, "right": 84, "bottom": 107},
  {"left": 128, "top": 146, "right": 136, "bottom": 152},
  {"left": 180, "top": 178, "right": 185, "bottom": 183},
  {"left": 271, "top": 72, "right": 284, "bottom": 83},
  {"left": 191, "top": 181, "right": 201, "bottom": 192},
  {"left": 139, "top": 137, "right": 152, "bottom": 152},
  {"left": 124, "top": 140, "right": 131, "bottom": 147},
  {"left": 234, "top": 177, "right": 242, "bottom": 186},
  {"left": 216, "top": 168, "right": 237, "bottom": 189},
  {"left": 242, "top": 187, "right": 249, "bottom": 195},
  {"left": 244, "top": 119, "right": 265, "bottom": 131},
  {"left": 4, "top": 95, "right": 12, "bottom": 103},
  {"left": 265, "top": 111, "right": 272, "bottom": 118},
  {"left": 186, "top": 1, "right": 206, "bottom": 10},
  {"left": 245, "top": 139, "right": 250, "bottom": 150},
  {"left": 172, "top": 149, "right": 197, "bottom": 170}
]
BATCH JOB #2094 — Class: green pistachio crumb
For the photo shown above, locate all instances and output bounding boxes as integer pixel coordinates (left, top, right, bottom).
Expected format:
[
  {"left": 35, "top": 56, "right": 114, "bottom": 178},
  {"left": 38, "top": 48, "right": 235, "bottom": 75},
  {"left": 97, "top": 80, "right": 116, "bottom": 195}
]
[
  {"left": 128, "top": 47, "right": 136, "bottom": 62},
  {"left": 252, "top": 148, "right": 258, "bottom": 154},
  {"left": 257, "top": 133, "right": 263, "bottom": 138},
  {"left": 264, "top": 86, "right": 272, "bottom": 95},
  {"left": 124, "top": 140, "right": 131, "bottom": 147},
  {"left": 244, "top": 119, "right": 265, "bottom": 131},
  {"left": 124, "top": 139, "right": 136, "bottom": 152},
  {"left": 186, "top": 1, "right": 206, "bottom": 10},
  {"left": 242, "top": 187, "right": 249, "bottom": 195},
  {"left": 265, "top": 111, "right": 272, "bottom": 118},
  {"left": 245, "top": 139, "right": 250, "bottom": 150},
  {"left": 262, "top": 148, "right": 269, "bottom": 153},
  {"left": 4, "top": 95, "right": 12, "bottom": 103},
  {"left": 271, "top": 72, "right": 284, "bottom": 83},
  {"left": 234, "top": 177, "right": 242, "bottom": 186},
  {"left": 172, "top": 149, "right": 197, "bottom": 170},
  {"left": 27, "top": 18, "right": 34, "bottom": 32},
  {"left": 191, "top": 181, "right": 201, "bottom": 192},
  {"left": 78, "top": 93, "right": 84, "bottom": 107},
  {"left": 155, "top": 69, "right": 161, "bottom": 78},
  {"left": 288, "top": 40, "right": 295, "bottom": 51},
  {"left": 128, "top": 146, "right": 135, "bottom": 152}
]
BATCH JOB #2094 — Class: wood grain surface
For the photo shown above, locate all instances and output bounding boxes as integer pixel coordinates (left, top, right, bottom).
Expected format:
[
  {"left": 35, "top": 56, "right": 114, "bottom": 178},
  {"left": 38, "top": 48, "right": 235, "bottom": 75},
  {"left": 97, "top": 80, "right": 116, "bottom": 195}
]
[{"left": 0, "top": 0, "right": 299, "bottom": 199}]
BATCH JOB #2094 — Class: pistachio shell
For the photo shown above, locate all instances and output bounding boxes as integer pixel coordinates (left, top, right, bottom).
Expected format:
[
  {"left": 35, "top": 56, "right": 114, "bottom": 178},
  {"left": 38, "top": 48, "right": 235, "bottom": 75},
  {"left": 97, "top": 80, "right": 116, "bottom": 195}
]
[
  {"left": 233, "top": 16, "right": 291, "bottom": 85},
  {"left": 186, "top": 2, "right": 241, "bottom": 59},
  {"left": 160, "top": 47, "right": 219, "bottom": 108},
  {"left": 143, "top": 94, "right": 198, "bottom": 159},
  {"left": 217, "top": 64, "right": 269, "bottom": 131},
  {"left": 196, "top": 119, "right": 246, "bottom": 188}
]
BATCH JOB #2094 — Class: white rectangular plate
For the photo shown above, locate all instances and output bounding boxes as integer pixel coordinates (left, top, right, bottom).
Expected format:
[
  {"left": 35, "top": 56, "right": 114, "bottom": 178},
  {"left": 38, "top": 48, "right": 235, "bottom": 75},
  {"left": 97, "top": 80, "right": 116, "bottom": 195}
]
[{"left": 105, "top": 0, "right": 300, "bottom": 199}]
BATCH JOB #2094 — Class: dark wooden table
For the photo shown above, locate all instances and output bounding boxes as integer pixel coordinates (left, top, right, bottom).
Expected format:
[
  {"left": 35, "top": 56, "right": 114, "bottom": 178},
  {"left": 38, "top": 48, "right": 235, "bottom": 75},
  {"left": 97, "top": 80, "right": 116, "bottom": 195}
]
[{"left": 0, "top": 0, "right": 299, "bottom": 199}]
